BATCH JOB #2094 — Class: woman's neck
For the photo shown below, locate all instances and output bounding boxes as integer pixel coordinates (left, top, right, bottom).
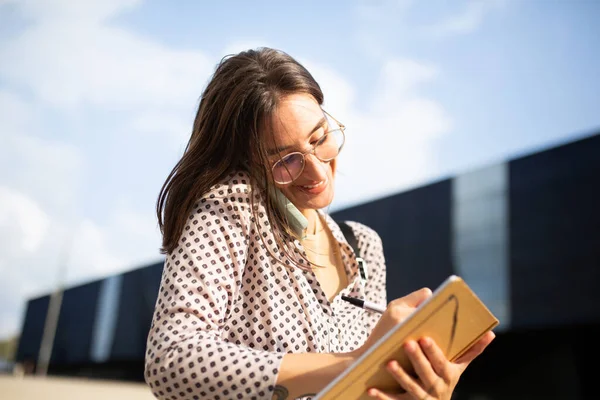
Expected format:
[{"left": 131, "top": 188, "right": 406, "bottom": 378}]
[{"left": 300, "top": 208, "right": 321, "bottom": 236}]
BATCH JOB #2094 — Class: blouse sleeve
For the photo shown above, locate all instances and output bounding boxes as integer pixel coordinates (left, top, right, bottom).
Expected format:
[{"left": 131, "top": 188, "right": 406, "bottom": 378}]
[{"left": 145, "top": 184, "right": 284, "bottom": 400}]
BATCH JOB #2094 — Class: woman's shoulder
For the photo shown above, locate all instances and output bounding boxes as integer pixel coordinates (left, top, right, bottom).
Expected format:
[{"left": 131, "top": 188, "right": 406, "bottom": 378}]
[
  {"left": 192, "top": 170, "right": 259, "bottom": 219},
  {"left": 205, "top": 170, "right": 253, "bottom": 198}
]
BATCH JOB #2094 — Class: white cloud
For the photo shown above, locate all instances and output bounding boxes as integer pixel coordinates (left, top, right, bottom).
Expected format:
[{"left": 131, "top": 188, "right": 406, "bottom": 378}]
[
  {"left": 6, "top": 0, "right": 142, "bottom": 22},
  {"left": 0, "top": 23, "right": 211, "bottom": 111},
  {"left": 0, "top": 0, "right": 17, "bottom": 7},
  {"left": 300, "top": 59, "right": 356, "bottom": 117},
  {"left": 353, "top": 0, "right": 508, "bottom": 58},
  {"left": 1, "top": 133, "right": 85, "bottom": 212},
  {"left": 37, "top": 203, "right": 161, "bottom": 294},
  {"left": 0, "top": 89, "right": 161, "bottom": 338},
  {"left": 0, "top": 90, "right": 85, "bottom": 214},
  {"left": 128, "top": 109, "right": 195, "bottom": 151},
  {"left": 423, "top": 0, "right": 507, "bottom": 38},
  {"left": 102, "top": 201, "right": 163, "bottom": 271},
  {"left": 0, "top": 89, "right": 86, "bottom": 338},
  {"left": 0, "top": 0, "right": 453, "bottom": 340},
  {"left": 0, "top": 0, "right": 213, "bottom": 160},
  {"left": 68, "top": 220, "right": 124, "bottom": 280},
  {"left": 354, "top": 0, "right": 415, "bottom": 22},
  {"left": 0, "top": 187, "right": 50, "bottom": 253},
  {"left": 353, "top": 0, "right": 415, "bottom": 60},
  {"left": 0, "top": 0, "right": 195, "bottom": 338},
  {"left": 221, "top": 41, "right": 272, "bottom": 57},
  {"left": 0, "top": 90, "right": 161, "bottom": 336},
  {"left": 306, "top": 58, "right": 451, "bottom": 210},
  {"left": 0, "top": 91, "right": 31, "bottom": 134},
  {"left": 0, "top": 186, "right": 57, "bottom": 339},
  {"left": 375, "top": 59, "right": 439, "bottom": 103},
  {"left": 0, "top": 186, "right": 161, "bottom": 339}
]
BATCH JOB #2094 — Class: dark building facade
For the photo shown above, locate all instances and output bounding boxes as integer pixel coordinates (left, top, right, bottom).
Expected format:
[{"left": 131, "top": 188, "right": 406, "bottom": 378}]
[
  {"left": 16, "top": 132, "right": 600, "bottom": 399},
  {"left": 16, "top": 262, "right": 164, "bottom": 381},
  {"left": 331, "top": 132, "right": 600, "bottom": 399}
]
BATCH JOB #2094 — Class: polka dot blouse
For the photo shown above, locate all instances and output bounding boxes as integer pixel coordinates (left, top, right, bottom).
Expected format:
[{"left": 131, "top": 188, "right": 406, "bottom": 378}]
[{"left": 145, "top": 171, "right": 387, "bottom": 400}]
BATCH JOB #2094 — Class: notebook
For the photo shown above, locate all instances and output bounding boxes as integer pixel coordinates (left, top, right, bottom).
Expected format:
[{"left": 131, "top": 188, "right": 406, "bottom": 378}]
[{"left": 314, "top": 275, "right": 499, "bottom": 400}]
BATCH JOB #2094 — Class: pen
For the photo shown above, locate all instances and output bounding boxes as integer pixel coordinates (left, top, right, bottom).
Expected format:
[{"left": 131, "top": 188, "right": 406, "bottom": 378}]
[{"left": 341, "top": 295, "right": 386, "bottom": 314}]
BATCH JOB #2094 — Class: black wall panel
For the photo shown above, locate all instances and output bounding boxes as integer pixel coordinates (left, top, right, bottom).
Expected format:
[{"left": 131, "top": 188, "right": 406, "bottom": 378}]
[
  {"left": 331, "top": 180, "right": 454, "bottom": 301},
  {"left": 110, "top": 262, "right": 164, "bottom": 360},
  {"left": 50, "top": 281, "right": 101, "bottom": 365},
  {"left": 510, "top": 134, "right": 600, "bottom": 328},
  {"left": 15, "top": 295, "right": 50, "bottom": 363}
]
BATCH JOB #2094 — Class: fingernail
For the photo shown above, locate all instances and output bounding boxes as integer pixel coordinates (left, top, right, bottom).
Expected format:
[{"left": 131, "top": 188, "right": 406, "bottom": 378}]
[
  {"left": 404, "top": 340, "right": 416, "bottom": 352},
  {"left": 367, "top": 388, "right": 378, "bottom": 397},
  {"left": 420, "top": 337, "right": 432, "bottom": 347},
  {"left": 387, "top": 360, "right": 398, "bottom": 370}
]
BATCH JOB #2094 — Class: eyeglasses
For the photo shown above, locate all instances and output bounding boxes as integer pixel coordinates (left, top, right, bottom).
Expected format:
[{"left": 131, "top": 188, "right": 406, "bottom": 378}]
[{"left": 271, "top": 110, "right": 346, "bottom": 185}]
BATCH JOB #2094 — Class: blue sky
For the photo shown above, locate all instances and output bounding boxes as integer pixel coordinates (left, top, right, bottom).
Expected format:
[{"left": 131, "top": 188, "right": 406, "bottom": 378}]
[{"left": 0, "top": 0, "right": 599, "bottom": 339}]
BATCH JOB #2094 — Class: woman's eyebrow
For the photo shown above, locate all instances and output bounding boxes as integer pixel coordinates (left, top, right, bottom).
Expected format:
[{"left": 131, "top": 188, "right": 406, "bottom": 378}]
[{"left": 267, "top": 116, "right": 327, "bottom": 156}]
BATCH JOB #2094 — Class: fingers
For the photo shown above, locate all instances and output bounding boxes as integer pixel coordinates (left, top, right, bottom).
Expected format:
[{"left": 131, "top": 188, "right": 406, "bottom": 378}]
[
  {"left": 417, "top": 337, "right": 453, "bottom": 383},
  {"left": 386, "top": 289, "right": 433, "bottom": 325},
  {"left": 367, "top": 331, "right": 495, "bottom": 399},
  {"left": 368, "top": 337, "right": 458, "bottom": 400},
  {"left": 454, "top": 331, "right": 496, "bottom": 365},
  {"left": 377, "top": 360, "right": 430, "bottom": 400},
  {"left": 366, "top": 387, "right": 403, "bottom": 399},
  {"left": 404, "top": 339, "right": 441, "bottom": 388},
  {"left": 400, "top": 287, "right": 432, "bottom": 307}
]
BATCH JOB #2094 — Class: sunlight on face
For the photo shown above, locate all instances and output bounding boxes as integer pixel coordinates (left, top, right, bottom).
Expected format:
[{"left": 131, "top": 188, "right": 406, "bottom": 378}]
[{"left": 267, "top": 93, "right": 336, "bottom": 213}]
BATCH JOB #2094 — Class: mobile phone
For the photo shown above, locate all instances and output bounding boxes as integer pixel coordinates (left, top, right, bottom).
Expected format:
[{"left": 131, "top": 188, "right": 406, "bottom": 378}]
[{"left": 271, "top": 188, "right": 308, "bottom": 237}]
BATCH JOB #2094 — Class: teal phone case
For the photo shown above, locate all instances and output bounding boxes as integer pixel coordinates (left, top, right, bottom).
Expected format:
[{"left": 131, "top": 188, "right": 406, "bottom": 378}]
[{"left": 272, "top": 189, "right": 308, "bottom": 237}]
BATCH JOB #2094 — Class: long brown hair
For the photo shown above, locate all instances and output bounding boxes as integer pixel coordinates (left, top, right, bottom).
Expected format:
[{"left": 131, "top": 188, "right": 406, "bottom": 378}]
[{"left": 157, "top": 47, "right": 324, "bottom": 259}]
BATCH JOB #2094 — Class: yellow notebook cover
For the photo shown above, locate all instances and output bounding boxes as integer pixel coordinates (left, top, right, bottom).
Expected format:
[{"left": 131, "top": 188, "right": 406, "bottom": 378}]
[{"left": 314, "top": 275, "right": 499, "bottom": 400}]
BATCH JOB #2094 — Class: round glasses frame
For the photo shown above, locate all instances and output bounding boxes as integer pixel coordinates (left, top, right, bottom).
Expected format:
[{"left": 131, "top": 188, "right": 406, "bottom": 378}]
[{"left": 271, "top": 110, "right": 346, "bottom": 185}]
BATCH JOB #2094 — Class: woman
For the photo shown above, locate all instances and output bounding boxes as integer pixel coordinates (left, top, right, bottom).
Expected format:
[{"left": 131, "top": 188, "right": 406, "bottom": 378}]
[{"left": 145, "top": 47, "right": 494, "bottom": 400}]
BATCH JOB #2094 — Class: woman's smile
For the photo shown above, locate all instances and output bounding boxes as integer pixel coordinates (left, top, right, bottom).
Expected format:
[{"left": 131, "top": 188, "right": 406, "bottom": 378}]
[{"left": 296, "top": 177, "right": 329, "bottom": 195}]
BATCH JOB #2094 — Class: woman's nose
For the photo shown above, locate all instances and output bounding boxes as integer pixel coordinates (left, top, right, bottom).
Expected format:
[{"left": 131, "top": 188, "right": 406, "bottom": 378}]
[{"left": 301, "top": 153, "right": 328, "bottom": 180}]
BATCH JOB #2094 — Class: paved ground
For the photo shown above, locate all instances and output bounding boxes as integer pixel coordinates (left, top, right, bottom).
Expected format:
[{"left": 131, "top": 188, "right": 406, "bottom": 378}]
[{"left": 0, "top": 374, "right": 155, "bottom": 400}]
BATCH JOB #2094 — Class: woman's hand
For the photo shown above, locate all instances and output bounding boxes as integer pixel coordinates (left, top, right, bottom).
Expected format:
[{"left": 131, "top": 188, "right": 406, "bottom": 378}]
[
  {"left": 353, "top": 288, "right": 434, "bottom": 360},
  {"left": 366, "top": 331, "right": 496, "bottom": 400}
]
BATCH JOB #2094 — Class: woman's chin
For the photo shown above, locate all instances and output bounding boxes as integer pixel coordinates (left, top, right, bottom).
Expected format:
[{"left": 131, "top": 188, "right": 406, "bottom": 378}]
[{"left": 290, "top": 188, "right": 334, "bottom": 211}]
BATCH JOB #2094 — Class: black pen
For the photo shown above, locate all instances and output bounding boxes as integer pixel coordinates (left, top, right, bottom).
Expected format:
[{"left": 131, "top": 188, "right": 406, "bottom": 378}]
[{"left": 341, "top": 295, "right": 386, "bottom": 314}]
